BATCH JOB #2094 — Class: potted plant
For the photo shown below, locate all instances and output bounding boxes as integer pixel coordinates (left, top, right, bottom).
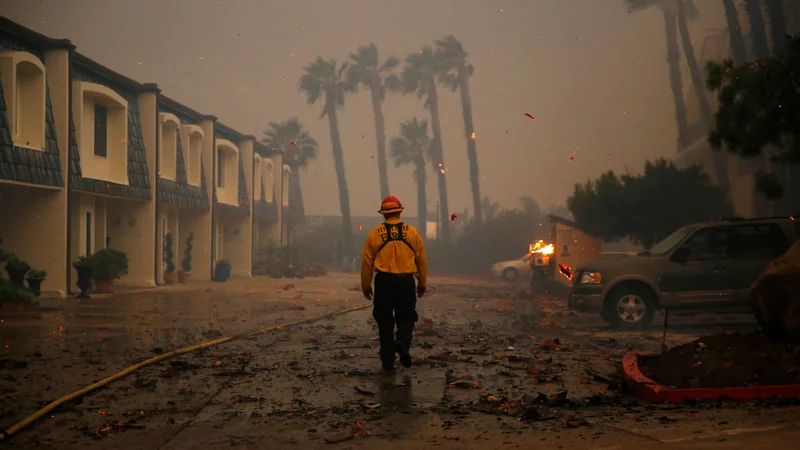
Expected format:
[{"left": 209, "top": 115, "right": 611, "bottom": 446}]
[
  {"left": 5, "top": 256, "right": 31, "bottom": 288},
  {"left": 0, "top": 277, "right": 36, "bottom": 309},
  {"left": 178, "top": 233, "right": 193, "bottom": 283},
  {"left": 25, "top": 269, "right": 47, "bottom": 297},
  {"left": 90, "top": 249, "right": 128, "bottom": 294},
  {"left": 163, "top": 232, "right": 177, "bottom": 285},
  {"left": 73, "top": 256, "right": 93, "bottom": 299},
  {"left": 213, "top": 260, "right": 232, "bottom": 282}
]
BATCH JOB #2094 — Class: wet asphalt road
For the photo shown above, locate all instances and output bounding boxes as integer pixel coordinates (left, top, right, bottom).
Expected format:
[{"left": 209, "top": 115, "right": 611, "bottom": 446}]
[{"left": 1, "top": 273, "right": 799, "bottom": 449}]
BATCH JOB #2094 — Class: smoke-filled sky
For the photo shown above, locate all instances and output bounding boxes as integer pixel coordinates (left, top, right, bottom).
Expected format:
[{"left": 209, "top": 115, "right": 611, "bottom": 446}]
[{"left": 2, "top": 0, "right": 724, "bottom": 217}]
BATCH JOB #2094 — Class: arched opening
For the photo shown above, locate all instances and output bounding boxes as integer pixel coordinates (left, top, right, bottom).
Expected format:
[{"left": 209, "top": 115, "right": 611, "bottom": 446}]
[
  {"left": 0, "top": 51, "right": 46, "bottom": 150},
  {"left": 180, "top": 125, "right": 204, "bottom": 187},
  {"left": 72, "top": 81, "right": 129, "bottom": 185},
  {"left": 282, "top": 164, "right": 291, "bottom": 206},
  {"left": 215, "top": 139, "right": 239, "bottom": 205},
  {"left": 263, "top": 161, "right": 274, "bottom": 202},
  {"left": 159, "top": 113, "right": 180, "bottom": 180},
  {"left": 253, "top": 154, "right": 262, "bottom": 201}
]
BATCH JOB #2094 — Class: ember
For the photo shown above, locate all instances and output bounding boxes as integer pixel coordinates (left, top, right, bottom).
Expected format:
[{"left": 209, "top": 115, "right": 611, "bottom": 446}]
[
  {"left": 524, "top": 113, "right": 535, "bottom": 120},
  {"left": 450, "top": 212, "right": 457, "bottom": 221}
]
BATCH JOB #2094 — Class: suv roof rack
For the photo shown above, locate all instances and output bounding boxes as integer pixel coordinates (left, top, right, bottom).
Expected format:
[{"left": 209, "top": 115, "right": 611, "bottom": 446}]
[{"left": 718, "top": 215, "right": 798, "bottom": 222}]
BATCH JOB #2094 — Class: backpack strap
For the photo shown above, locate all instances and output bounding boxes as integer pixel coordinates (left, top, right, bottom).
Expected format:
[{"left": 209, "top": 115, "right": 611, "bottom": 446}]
[{"left": 375, "top": 222, "right": 415, "bottom": 256}]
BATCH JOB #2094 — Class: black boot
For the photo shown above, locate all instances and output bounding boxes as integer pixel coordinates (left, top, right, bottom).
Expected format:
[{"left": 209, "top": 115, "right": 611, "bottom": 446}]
[
  {"left": 394, "top": 341, "right": 412, "bottom": 368},
  {"left": 381, "top": 357, "right": 396, "bottom": 373}
]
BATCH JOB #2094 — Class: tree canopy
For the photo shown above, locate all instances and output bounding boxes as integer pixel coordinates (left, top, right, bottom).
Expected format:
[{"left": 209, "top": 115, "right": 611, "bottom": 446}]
[
  {"left": 706, "top": 33, "right": 800, "bottom": 198},
  {"left": 261, "top": 118, "right": 318, "bottom": 168},
  {"left": 567, "top": 158, "right": 732, "bottom": 249}
]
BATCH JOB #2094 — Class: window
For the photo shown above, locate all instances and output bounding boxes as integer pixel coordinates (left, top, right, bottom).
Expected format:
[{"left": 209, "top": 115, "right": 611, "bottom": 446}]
[
  {"left": 282, "top": 165, "right": 290, "bottom": 206},
  {"left": 679, "top": 227, "right": 729, "bottom": 260},
  {"left": 215, "top": 140, "right": 239, "bottom": 205},
  {"left": 180, "top": 125, "right": 204, "bottom": 187},
  {"left": 158, "top": 113, "right": 180, "bottom": 180},
  {"left": 263, "top": 161, "right": 274, "bottom": 202},
  {"left": 254, "top": 156, "right": 262, "bottom": 201},
  {"left": 217, "top": 151, "right": 225, "bottom": 188},
  {"left": 729, "top": 224, "right": 790, "bottom": 259},
  {"left": 13, "top": 80, "right": 21, "bottom": 137},
  {"left": 0, "top": 52, "right": 47, "bottom": 150},
  {"left": 93, "top": 104, "right": 108, "bottom": 158}
]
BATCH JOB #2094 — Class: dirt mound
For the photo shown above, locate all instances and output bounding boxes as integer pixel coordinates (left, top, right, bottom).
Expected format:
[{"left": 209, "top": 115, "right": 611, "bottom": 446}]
[
  {"left": 639, "top": 332, "right": 800, "bottom": 389},
  {"left": 751, "top": 239, "right": 800, "bottom": 341}
]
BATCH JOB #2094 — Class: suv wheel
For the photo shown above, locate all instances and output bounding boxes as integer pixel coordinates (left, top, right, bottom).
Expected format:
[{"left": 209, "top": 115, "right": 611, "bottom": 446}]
[
  {"left": 603, "top": 285, "right": 656, "bottom": 328},
  {"left": 502, "top": 267, "right": 519, "bottom": 281}
]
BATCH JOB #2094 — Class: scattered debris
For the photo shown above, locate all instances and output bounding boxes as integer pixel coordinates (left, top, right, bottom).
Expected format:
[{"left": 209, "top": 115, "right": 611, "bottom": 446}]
[
  {"left": 324, "top": 421, "right": 370, "bottom": 444},
  {"left": 353, "top": 386, "right": 375, "bottom": 396}
]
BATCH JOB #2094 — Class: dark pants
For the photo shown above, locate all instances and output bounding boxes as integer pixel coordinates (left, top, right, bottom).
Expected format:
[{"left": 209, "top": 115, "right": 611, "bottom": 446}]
[{"left": 372, "top": 272, "right": 418, "bottom": 364}]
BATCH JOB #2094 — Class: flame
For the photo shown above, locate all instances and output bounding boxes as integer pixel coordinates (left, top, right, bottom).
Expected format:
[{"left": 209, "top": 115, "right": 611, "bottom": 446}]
[
  {"left": 530, "top": 240, "right": 554, "bottom": 255},
  {"left": 470, "top": 132, "right": 476, "bottom": 139},
  {"left": 558, "top": 263, "right": 572, "bottom": 280}
]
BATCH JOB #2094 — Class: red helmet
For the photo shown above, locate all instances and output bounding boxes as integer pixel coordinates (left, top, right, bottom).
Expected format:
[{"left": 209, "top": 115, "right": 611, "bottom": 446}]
[{"left": 378, "top": 195, "right": 404, "bottom": 214}]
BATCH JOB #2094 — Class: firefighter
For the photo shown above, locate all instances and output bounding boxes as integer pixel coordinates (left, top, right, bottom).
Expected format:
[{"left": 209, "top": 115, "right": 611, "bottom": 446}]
[{"left": 361, "top": 196, "right": 428, "bottom": 373}]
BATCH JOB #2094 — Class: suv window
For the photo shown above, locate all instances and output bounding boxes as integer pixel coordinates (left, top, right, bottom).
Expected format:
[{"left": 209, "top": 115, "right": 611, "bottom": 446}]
[
  {"left": 679, "top": 227, "right": 729, "bottom": 260},
  {"left": 729, "top": 223, "right": 790, "bottom": 258}
]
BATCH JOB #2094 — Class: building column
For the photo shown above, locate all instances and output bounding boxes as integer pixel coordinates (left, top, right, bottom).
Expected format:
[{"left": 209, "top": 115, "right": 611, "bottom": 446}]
[
  {"left": 269, "top": 151, "right": 283, "bottom": 245},
  {"left": 230, "top": 136, "right": 255, "bottom": 277},
  {"left": 119, "top": 83, "right": 159, "bottom": 288},
  {"left": 41, "top": 42, "right": 74, "bottom": 297},
  {"left": 197, "top": 116, "right": 216, "bottom": 281}
]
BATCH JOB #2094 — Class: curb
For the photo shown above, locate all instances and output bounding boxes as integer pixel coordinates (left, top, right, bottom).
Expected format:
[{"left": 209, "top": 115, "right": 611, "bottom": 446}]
[{"left": 622, "top": 351, "right": 800, "bottom": 402}]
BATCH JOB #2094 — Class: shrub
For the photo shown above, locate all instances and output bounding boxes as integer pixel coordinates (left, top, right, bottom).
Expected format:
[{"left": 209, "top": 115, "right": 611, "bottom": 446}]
[
  {"left": 5, "top": 257, "right": 31, "bottom": 272},
  {"left": 181, "top": 233, "right": 193, "bottom": 272},
  {"left": 0, "top": 277, "right": 35, "bottom": 302},
  {"left": 164, "top": 232, "right": 175, "bottom": 274},
  {"left": 90, "top": 249, "right": 129, "bottom": 282}
]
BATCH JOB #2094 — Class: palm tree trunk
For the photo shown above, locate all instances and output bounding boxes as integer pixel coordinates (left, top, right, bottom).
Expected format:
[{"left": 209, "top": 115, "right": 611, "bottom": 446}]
[
  {"left": 457, "top": 68, "right": 482, "bottom": 225},
  {"left": 745, "top": 0, "right": 776, "bottom": 217},
  {"left": 369, "top": 90, "right": 391, "bottom": 200},
  {"left": 676, "top": 0, "right": 714, "bottom": 127},
  {"left": 663, "top": 7, "right": 690, "bottom": 150},
  {"left": 677, "top": 0, "right": 731, "bottom": 198},
  {"left": 723, "top": 0, "right": 748, "bottom": 64},
  {"left": 765, "top": 0, "right": 788, "bottom": 55},
  {"left": 326, "top": 105, "right": 354, "bottom": 255},
  {"left": 427, "top": 90, "right": 451, "bottom": 245},
  {"left": 415, "top": 156, "right": 427, "bottom": 240},
  {"left": 746, "top": 0, "right": 771, "bottom": 58}
]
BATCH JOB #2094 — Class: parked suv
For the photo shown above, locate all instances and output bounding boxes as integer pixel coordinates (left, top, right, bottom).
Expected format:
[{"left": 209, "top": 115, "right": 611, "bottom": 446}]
[{"left": 568, "top": 217, "right": 800, "bottom": 328}]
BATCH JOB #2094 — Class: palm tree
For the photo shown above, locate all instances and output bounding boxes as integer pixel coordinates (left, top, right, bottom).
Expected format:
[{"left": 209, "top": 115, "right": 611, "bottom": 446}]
[
  {"left": 261, "top": 118, "right": 318, "bottom": 207},
  {"left": 346, "top": 44, "right": 401, "bottom": 201},
  {"left": 400, "top": 45, "right": 451, "bottom": 244},
  {"left": 722, "top": 0, "right": 748, "bottom": 64},
  {"left": 764, "top": 0, "right": 788, "bottom": 55},
  {"left": 674, "top": 0, "right": 714, "bottom": 127},
  {"left": 626, "top": 0, "right": 690, "bottom": 149},
  {"left": 745, "top": 0, "right": 771, "bottom": 58},
  {"left": 435, "top": 35, "right": 483, "bottom": 225},
  {"left": 389, "top": 118, "right": 430, "bottom": 235},
  {"left": 261, "top": 118, "right": 319, "bottom": 168},
  {"left": 298, "top": 57, "right": 355, "bottom": 254}
]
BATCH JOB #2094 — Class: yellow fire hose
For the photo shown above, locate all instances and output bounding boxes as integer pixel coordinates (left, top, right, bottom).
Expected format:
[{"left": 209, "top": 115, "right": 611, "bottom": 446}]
[{"left": 0, "top": 303, "right": 372, "bottom": 443}]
